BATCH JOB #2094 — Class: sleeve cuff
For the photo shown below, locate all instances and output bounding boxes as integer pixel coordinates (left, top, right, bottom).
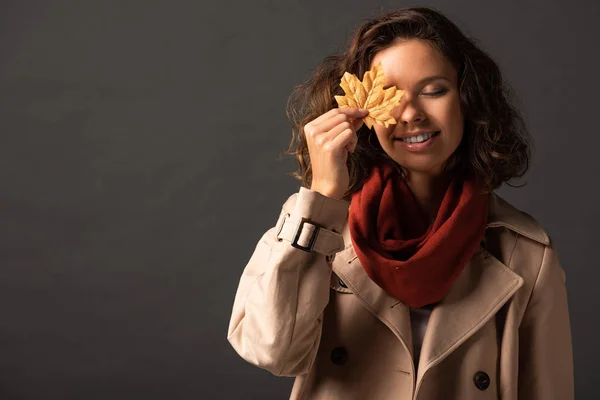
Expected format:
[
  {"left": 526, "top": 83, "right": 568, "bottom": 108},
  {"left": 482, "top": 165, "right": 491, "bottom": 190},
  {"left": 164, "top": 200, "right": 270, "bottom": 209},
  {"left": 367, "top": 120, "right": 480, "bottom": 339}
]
[{"left": 292, "top": 186, "right": 350, "bottom": 234}]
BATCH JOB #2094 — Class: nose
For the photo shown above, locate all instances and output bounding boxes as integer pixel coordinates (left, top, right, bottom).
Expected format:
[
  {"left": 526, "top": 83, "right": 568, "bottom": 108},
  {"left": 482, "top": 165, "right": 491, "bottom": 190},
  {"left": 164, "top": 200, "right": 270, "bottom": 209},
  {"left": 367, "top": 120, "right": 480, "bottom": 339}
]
[{"left": 396, "top": 95, "right": 426, "bottom": 125}]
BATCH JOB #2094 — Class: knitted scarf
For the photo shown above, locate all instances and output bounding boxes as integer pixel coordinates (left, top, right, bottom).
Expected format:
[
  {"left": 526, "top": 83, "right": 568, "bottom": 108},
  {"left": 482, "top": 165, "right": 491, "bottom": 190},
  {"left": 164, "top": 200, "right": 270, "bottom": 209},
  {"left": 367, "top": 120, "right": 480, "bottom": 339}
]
[{"left": 348, "top": 162, "right": 489, "bottom": 308}]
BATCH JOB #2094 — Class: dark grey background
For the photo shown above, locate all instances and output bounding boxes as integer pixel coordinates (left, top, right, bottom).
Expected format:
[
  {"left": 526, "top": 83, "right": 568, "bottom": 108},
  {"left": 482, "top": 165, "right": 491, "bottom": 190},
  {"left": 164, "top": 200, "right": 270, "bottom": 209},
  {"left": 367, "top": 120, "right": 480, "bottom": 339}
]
[{"left": 0, "top": 0, "right": 597, "bottom": 398}]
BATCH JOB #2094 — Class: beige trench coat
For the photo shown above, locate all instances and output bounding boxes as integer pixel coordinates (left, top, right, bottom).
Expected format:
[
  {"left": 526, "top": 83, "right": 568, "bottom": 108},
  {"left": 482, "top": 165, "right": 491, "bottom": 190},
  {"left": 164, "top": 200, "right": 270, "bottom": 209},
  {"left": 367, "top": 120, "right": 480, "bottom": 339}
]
[{"left": 227, "top": 187, "right": 574, "bottom": 399}]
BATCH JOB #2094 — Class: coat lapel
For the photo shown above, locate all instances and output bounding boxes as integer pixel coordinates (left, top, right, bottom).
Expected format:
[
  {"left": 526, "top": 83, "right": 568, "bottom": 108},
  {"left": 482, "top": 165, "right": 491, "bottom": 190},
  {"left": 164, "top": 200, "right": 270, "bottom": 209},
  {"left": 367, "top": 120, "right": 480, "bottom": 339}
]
[
  {"left": 331, "top": 219, "right": 415, "bottom": 374},
  {"left": 414, "top": 245, "right": 524, "bottom": 387}
]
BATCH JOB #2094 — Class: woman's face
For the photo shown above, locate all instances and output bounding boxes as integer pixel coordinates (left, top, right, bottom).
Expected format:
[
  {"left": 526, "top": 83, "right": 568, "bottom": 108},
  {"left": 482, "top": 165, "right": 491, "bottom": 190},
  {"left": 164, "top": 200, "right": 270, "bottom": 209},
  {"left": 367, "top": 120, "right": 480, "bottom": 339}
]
[{"left": 369, "top": 39, "right": 463, "bottom": 177}]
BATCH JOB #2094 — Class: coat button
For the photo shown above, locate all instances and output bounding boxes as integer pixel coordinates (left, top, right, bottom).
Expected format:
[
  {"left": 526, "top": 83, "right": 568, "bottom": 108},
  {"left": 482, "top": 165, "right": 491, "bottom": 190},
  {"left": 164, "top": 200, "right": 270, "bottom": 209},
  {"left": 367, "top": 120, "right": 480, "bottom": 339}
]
[
  {"left": 338, "top": 278, "right": 348, "bottom": 288},
  {"left": 330, "top": 347, "right": 348, "bottom": 365},
  {"left": 473, "top": 371, "right": 490, "bottom": 390}
]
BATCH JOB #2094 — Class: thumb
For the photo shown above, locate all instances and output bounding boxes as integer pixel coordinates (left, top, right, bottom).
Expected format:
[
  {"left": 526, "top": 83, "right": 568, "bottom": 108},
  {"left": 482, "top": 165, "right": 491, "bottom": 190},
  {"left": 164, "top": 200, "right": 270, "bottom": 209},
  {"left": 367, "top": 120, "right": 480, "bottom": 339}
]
[{"left": 351, "top": 115, "right": 365, "bottom": 130}]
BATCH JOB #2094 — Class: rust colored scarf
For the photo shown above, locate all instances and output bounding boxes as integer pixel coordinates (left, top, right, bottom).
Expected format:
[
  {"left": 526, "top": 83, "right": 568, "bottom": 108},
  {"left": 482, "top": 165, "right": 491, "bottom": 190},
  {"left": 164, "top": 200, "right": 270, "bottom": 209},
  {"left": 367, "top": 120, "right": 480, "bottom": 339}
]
[{"left": 348, "top": 162, "right": 489, "bottom": 308}]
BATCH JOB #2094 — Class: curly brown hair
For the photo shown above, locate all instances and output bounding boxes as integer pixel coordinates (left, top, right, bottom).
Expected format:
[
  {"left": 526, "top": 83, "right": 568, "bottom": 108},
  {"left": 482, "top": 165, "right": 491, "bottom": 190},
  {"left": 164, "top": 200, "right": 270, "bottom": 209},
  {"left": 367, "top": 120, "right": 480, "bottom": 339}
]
[{"left": 280, "top": 6, "right": 531, "bottom": 200}]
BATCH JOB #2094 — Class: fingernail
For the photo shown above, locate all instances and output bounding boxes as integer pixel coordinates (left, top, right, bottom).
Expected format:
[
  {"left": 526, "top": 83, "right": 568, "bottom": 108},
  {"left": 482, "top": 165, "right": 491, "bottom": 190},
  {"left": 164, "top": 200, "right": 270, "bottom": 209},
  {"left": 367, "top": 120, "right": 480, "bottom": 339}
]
[{"left": 359, "top": 108, "right": 368, "bottom": 113}]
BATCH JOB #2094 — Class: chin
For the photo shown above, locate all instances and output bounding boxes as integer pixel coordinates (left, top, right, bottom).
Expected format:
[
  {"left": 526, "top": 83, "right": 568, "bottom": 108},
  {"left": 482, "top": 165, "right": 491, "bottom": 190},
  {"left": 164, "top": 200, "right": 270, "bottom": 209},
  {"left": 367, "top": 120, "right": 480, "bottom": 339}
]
[{"left": 393, "top": 158, "right": 446, "bottom": 176}]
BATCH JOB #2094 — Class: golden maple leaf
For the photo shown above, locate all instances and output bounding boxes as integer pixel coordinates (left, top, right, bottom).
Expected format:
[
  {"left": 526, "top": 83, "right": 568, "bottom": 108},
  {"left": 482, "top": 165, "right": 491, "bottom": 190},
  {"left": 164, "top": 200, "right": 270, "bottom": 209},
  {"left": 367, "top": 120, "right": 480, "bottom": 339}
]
[{"left": 334, "top": 61, "right": 405, "bottom": 129}]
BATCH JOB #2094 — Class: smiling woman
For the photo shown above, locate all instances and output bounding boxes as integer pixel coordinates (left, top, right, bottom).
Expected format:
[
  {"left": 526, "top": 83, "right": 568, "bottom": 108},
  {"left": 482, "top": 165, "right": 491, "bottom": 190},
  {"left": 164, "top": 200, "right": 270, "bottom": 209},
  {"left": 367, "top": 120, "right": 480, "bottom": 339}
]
[
  {"left": 227, "top": 6, "right": 574, "bottom": 400},
  {"left": 371, "top": 40, "right": 463, "bottom": 176},
  {"left": 283, "top": 11, "right": 531, "bottom": 206}
]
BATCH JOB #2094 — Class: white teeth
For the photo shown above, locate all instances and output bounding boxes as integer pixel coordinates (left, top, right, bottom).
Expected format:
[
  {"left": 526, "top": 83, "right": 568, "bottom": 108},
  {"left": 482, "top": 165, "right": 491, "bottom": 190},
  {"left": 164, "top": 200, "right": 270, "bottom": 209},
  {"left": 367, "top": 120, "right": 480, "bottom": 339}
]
[{"left": 402, "top": 132, "right": 436, "bottom": 143}]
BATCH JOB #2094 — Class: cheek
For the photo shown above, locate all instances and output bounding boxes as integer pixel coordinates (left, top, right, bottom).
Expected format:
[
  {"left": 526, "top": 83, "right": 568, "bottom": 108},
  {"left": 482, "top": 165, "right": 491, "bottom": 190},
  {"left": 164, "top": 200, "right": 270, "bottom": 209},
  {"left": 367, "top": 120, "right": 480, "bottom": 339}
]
[
  {"left": 439, "top": 96, "right": 463, "bottom": 141},
  {"left": 450, "top": 105, "right": 464, "bottom": 142}
]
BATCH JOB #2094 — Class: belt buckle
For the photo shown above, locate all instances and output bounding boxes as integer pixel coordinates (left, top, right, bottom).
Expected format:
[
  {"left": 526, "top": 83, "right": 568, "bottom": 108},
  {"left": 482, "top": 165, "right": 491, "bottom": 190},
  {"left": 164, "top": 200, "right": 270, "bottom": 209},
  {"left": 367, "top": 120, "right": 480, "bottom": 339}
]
[{"left": 291, "top": 217, "right": 321, "bottom": 252}]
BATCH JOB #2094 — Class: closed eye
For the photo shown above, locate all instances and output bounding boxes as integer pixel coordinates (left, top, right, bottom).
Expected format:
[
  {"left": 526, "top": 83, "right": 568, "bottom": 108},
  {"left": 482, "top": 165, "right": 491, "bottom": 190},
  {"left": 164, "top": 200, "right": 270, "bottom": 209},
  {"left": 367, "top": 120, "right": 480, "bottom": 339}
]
[{"left": 422, "top": 89, "right": 447, "bottom": 96}]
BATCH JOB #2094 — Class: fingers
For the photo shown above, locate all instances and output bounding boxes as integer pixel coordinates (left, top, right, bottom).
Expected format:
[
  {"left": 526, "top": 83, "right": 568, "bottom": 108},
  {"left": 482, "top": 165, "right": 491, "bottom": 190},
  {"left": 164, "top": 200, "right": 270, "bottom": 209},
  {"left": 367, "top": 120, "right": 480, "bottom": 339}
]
[
  {"left": 328, "top": 121, "right": 358, "bottom": 154},
  {"left": 304, "top": 108, "right": 367, "bottom": 198},
  {"left": 311, "top": 107, "right": 368, "bottom": 126},
  {"left": 330, "top": 123, "right": 358, "bottom": 152},
  {"left": 350, "top": 115, "right": 365, "bottom": 132},
  {"left": 314, "top": 109, "right": 367, "bottom": 135},
  {"left": 317, "top": 113, "right": 351, "bottom": 134},
  {"left": 303, "top": 107, "right": 368, "bottom": 157},
  {"left": 337, "top": 107, "right": 369, "bottom": 119}
]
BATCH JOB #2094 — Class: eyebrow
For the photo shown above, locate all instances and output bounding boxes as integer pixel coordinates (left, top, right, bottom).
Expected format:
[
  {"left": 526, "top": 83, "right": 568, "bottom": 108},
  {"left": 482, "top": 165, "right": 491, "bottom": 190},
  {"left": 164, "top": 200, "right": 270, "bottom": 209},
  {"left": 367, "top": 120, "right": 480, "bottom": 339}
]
[{"left": 383, "top": 75, "right": 450, "bottom": 89}]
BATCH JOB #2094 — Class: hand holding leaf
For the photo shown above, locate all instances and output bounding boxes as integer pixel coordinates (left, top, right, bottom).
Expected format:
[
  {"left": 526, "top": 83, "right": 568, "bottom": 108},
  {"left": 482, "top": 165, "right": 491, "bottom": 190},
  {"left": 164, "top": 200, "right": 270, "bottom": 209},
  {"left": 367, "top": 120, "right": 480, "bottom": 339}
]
[{"left": 334, "top": 62, "right": 405, "bottom": 129}]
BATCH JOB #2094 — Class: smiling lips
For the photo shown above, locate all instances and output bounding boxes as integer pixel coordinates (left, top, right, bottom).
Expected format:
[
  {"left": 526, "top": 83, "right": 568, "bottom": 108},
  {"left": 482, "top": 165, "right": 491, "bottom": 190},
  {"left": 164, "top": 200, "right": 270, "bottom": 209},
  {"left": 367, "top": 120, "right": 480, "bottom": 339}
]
[{"left": 396, "top": 131, "right": 440, "bottom": 143}]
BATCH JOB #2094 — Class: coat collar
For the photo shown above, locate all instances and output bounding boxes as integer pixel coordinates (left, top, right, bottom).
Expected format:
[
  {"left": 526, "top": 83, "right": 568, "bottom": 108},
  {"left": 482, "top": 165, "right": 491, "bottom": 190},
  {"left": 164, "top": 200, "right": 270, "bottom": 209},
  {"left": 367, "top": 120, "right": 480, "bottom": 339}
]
[
  {"left": 485, "top": 192, "right": 549, "bottom": 245},
  {"left": 332, "top": 191, "right": 544, "bottom": 390}
]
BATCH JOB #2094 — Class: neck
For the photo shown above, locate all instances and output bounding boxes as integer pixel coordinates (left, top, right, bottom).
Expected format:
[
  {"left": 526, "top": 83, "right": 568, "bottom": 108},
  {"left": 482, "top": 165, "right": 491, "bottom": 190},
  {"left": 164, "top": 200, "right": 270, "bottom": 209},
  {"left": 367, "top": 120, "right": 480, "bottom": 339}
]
[{"left": 402, "top": 169, "right": 451, "bottom": 224}]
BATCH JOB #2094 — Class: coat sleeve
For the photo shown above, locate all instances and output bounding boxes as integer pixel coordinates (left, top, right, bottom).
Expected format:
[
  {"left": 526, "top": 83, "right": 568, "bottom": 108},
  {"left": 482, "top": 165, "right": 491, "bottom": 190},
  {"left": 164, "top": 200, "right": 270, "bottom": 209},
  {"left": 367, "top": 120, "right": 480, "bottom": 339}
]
[
  {"left": 518, "top": 238, "right": 574, "bottom": 399},
  {"left": 227, "top": 186, "right": 350, "bottom": 377}
]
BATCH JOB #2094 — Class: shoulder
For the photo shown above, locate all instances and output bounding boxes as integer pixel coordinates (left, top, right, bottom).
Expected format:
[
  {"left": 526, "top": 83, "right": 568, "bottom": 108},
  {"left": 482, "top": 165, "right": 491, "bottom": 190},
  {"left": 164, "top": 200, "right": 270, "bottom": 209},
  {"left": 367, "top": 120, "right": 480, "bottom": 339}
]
[
  {"left": 484, "top": 192, "right": 565, "bottom": 295},
  {"left": 486, "top": 192, "right": 549, "bottom": 246}
]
